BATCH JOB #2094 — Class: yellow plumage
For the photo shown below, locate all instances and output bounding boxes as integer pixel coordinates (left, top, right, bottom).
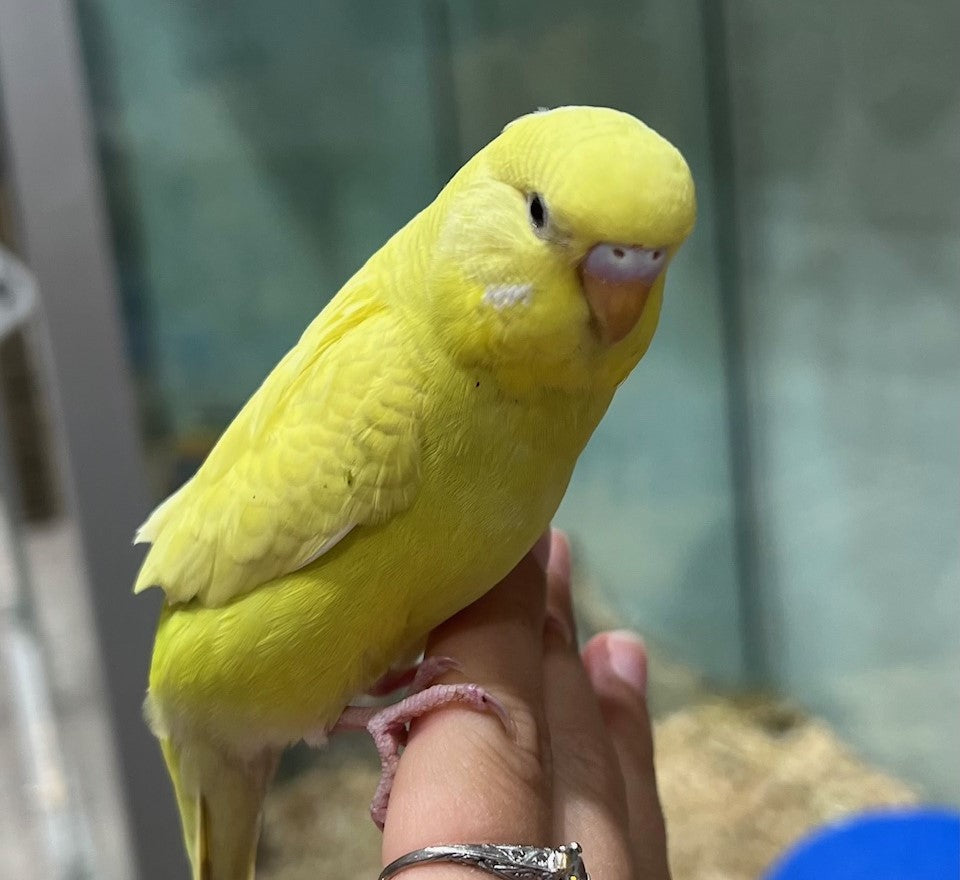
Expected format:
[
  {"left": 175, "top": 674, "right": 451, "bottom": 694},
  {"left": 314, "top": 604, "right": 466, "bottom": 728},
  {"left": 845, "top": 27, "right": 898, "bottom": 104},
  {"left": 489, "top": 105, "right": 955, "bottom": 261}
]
[{"left": 137, "top": 106, "right": 695, "bottom": 879}]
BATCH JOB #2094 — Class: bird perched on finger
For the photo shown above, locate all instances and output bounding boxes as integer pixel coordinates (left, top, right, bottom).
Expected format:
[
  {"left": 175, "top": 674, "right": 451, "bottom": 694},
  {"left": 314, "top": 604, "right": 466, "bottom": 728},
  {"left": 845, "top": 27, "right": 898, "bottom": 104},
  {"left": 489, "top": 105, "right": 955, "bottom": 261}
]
[{"left": 135, "top": 105, "right": 696, "bottom": 880}]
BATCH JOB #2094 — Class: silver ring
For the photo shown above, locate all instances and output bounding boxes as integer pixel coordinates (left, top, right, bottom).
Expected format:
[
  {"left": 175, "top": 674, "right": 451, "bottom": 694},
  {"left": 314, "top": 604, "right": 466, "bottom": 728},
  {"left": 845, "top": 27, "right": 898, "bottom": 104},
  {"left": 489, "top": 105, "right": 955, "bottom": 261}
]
[{"left": 379, "top": 841, "right": 587, "bottom": 880}]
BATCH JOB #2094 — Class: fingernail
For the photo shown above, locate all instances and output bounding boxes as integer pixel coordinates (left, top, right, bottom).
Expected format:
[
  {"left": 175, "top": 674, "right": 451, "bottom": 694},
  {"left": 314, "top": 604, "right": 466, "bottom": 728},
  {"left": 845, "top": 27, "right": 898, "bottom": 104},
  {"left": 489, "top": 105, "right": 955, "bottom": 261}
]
[{"left": 606, "top": 630, "right": 648, "bottom": 696}]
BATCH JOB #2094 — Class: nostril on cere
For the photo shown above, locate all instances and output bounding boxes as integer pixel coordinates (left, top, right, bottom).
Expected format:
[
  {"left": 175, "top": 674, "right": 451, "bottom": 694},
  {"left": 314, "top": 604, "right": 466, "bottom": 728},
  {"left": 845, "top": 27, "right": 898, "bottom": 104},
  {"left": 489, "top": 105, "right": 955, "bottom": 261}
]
[{"left": 583, "top": 243, "right": 667, "bottom": 285}]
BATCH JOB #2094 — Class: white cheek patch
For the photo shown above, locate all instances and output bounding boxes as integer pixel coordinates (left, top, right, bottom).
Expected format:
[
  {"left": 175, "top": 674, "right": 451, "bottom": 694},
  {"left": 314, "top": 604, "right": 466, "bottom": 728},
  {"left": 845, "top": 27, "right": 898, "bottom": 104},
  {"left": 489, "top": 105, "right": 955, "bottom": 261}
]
[{"left": 483, "top": 283, "right": 533, "bottom": 311}]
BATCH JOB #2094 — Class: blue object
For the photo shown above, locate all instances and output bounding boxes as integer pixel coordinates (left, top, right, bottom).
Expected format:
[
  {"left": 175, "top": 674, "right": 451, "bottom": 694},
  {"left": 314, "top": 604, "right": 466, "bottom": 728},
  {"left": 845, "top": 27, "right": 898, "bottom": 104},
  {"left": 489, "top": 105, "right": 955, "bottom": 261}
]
[{"left": 764, "top": 808, "right": 960, "bottom": 880}]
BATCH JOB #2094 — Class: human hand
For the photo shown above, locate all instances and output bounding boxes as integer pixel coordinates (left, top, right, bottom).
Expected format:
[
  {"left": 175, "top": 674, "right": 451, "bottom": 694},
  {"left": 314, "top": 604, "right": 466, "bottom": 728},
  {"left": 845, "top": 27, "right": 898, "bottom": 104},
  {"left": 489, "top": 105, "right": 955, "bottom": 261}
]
[{"left": 381, "top": 529, "right": 671, "bottom": 879}]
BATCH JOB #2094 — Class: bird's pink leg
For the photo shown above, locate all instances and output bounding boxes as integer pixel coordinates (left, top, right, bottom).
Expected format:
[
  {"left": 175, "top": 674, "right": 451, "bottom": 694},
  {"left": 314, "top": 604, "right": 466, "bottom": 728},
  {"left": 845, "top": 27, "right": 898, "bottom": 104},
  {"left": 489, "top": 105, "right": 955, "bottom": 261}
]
[
  {"left": 333, "top": 672, "right": 512, "bottom": 829},
  {"left": 365, "top": 655, "right": 461, "bottom": 697}
]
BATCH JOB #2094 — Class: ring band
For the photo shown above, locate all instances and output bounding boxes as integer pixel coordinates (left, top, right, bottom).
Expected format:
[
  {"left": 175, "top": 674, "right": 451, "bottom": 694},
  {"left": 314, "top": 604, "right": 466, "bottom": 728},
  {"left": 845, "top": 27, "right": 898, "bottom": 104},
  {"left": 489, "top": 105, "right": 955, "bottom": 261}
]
[{"left": 379, "top": 841, "right": 587, "bottom": 880}]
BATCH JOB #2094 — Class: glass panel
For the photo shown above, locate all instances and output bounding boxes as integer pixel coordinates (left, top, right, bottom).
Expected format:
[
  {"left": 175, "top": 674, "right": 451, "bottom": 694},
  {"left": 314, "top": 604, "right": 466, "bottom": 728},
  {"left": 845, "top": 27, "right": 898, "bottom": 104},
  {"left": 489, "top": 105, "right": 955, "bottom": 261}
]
[
  {"left": 77, "top": 1, "right": 447, "bottom": 468},
  {"left": 724, "top": 0, "right": 960, "bottom": 801}
]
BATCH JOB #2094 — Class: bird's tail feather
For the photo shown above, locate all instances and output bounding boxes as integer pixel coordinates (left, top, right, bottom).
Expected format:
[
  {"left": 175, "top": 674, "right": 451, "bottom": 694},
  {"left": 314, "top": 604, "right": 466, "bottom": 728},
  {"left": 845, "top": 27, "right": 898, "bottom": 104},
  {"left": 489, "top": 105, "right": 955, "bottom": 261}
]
[{"left": 160, "top": 735, "right": 278, "bottom": 880}]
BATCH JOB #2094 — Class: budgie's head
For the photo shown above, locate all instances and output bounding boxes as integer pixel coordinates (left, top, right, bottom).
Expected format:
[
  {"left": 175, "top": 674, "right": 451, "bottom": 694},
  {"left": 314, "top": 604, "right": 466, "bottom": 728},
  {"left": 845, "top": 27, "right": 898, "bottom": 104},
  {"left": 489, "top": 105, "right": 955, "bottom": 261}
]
[{"left": 421, "top": 106, "right": 696, "bottom": 394}]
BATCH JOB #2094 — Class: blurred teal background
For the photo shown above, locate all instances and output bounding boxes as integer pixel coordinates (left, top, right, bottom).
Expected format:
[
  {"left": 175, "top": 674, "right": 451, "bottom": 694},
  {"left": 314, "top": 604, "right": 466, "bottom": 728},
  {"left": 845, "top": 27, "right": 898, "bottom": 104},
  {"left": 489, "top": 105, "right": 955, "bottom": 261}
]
[{"left": 0, "top": 1, "right": 957, "bottom": 879}]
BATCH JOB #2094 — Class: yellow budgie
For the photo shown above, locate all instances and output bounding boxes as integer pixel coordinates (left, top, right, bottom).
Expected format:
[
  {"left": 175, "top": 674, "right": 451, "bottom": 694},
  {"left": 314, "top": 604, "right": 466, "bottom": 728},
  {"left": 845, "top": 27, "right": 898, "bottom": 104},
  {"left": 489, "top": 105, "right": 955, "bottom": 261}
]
[{"left": 135, "top": 105, "right": 695, "bottom": 880}]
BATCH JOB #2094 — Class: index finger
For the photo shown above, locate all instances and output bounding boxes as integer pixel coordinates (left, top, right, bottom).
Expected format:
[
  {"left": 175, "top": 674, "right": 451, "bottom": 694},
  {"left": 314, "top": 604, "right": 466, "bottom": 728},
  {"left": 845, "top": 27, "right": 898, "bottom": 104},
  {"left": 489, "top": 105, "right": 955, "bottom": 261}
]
[{"left": 382, "top": 536, "right": 554, "bottom": 865}]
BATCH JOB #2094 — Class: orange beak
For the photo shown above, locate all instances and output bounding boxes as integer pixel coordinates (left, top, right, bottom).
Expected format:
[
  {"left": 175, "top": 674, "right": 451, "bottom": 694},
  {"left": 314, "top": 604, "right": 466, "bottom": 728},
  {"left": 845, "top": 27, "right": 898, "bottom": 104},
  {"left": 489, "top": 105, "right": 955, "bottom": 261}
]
[{"left": 579, "top": 244, "right": 667, "bottom": 344}]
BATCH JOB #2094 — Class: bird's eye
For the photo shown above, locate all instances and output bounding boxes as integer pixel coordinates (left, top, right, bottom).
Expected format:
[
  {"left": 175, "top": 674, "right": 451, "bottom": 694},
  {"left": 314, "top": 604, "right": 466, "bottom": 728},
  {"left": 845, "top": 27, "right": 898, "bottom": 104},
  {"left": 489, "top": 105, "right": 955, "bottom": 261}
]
[{"left": 527, "top": 192, "right": 548, "bottom": 233}]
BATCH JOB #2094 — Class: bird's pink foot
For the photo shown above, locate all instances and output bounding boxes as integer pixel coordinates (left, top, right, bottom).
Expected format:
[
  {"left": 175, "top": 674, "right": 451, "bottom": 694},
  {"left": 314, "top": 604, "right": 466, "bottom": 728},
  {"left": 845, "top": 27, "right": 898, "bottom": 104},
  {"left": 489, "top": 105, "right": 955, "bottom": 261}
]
[
  {"left": 365, "top": 655, "right": 461, "bottom": 697},
  {"left": 334, "top": 682, "right": 512, "bottom": 829}
]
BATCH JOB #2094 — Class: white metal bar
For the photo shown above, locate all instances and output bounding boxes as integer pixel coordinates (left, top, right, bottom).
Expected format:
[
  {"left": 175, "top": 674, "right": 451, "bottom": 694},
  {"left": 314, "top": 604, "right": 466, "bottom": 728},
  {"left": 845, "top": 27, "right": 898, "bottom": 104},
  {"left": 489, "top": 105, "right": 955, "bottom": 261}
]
[{"left": 0, "top": 1, "right": 183, "bottom": 876}]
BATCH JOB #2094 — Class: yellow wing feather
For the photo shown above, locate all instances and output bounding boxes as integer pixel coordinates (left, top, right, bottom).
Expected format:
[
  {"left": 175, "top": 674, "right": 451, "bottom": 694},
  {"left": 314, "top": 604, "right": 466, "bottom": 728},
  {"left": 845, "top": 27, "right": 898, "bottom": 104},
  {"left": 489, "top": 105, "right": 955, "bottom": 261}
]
[{"left": 133, "top": 287, "right": 423, "bottom": 607}]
